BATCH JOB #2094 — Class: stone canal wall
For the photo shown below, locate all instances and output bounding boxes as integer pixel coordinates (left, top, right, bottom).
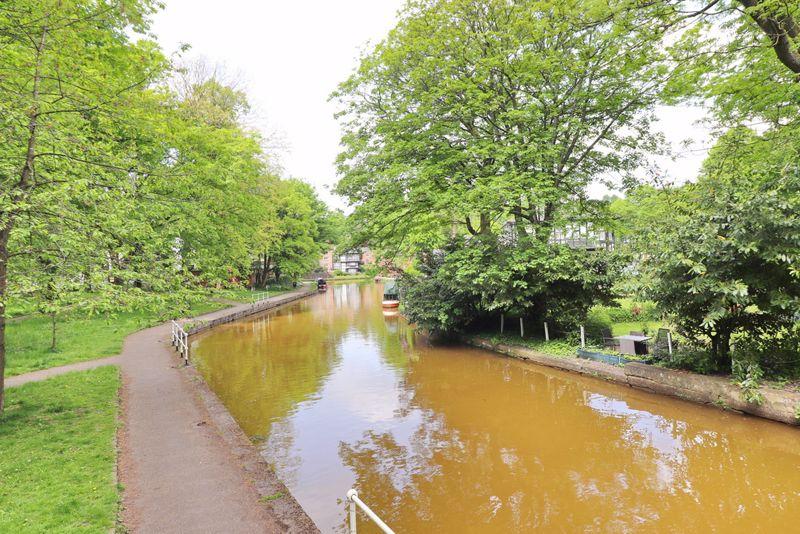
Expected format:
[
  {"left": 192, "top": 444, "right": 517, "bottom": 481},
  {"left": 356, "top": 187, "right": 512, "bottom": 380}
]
[
  {"left": 466, "top": 336, "right": 800, "bottom": 427},
  {"left": 178, "top": 287, "right": 322, "bottom": 532},
  {"left": 186, "top": 287, "right": 317, "bottom": 336}
]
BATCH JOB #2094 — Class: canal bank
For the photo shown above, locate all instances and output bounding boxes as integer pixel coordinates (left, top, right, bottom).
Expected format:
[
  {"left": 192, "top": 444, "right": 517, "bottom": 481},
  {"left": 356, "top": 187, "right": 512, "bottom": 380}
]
[
  {"left": 118, "top": 287, "right": 320, "bottom": 533},
  {"left": 191, "top": 282, "right": 800, "bottom": 533},
  {"left": 465, "top": 336, "right": 800, "bottom": 426}
]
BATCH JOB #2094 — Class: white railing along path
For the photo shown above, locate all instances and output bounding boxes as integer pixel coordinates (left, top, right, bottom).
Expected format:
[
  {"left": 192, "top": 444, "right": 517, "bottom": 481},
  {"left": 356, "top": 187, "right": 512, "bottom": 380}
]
[
  {"left": 171, "top": 320, "right": 189, "bottom": 364},
  {"left": 346, "top": 489, "right": 395, "bottom": 534},
  {"left": 250, "top": 290, "right": 270, "bottom": 305}
]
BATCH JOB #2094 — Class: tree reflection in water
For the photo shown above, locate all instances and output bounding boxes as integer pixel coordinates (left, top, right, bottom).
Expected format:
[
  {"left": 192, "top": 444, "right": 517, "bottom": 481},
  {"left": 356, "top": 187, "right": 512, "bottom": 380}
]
[{"left": 193, "top": 283, "right": 800, "bottom": 533}]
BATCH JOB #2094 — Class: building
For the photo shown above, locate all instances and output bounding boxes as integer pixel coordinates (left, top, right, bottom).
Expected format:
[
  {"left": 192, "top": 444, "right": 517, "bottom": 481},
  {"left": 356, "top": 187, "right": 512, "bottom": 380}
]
[
  {"left": 319, "top": 247, "right": 375, "bottom": 274},
  {"left": 500, "top": 221, "right": 616, "bottom": 250}
]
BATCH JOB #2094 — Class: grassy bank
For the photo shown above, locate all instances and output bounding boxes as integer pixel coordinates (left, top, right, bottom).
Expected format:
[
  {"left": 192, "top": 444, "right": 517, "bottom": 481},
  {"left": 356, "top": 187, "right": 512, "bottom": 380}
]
[
  {"left": 0, "top": 367, "right": 120, "bottom": 533},
  {"left": 6, "top": 297, "right": 225, "bottom": 377}
]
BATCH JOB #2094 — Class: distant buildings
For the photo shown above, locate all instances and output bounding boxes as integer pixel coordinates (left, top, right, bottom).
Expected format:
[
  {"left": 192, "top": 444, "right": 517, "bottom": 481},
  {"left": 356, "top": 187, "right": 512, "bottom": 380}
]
[
  {"left": 319, "top": 247, "right": 375, "bottom": 274},
  {"left": 500, "top": 221, "right": 617, "bottom": 250}
]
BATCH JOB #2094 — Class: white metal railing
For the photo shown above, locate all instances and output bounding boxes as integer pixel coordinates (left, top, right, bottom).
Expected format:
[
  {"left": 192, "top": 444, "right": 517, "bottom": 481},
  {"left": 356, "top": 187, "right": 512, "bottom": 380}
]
[
  {"left": 171, "top": 320, "right": 189, "bottom": 364},
  {"left": 346, "top": 489, "right": 394, "bottom": 534},
  {"left": 251, "top": 290, "right": 270, "bottom": 305}
]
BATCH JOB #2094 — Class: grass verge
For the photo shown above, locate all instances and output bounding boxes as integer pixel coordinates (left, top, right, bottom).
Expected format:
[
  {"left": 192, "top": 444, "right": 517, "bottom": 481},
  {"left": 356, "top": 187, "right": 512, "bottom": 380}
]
[
  {"left": 485, "top": 333, "right": 580, "bottom": 358},
  {"left": 610, "top": 320, "right": 666, "bottom": 336},
  {"left": 6, "top": 297, "right": 225, "bottom": 377},
  {"left": 0, "top": 367, "right": 120, "bottom": 533}
]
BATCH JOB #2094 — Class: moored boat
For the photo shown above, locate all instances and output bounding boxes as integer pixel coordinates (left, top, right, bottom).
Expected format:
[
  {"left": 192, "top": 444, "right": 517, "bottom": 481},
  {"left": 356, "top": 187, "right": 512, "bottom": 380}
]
[{"left": 382, "top": 278, "right": 400, "bottom": 308}]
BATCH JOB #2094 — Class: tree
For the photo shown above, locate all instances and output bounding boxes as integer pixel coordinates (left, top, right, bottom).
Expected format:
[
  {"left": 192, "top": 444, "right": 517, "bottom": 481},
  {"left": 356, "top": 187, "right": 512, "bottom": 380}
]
[
  {"left": 641, "top": 129, "right": 800, "bottom": 370},
  {"left": 252, "top": 179, "right": 330, "bottom": 286},
  {"left": 333, "top": 0, "right": 672, "bottom": 333},
  {"left": 0, "top": 0, "right": 166, "bottom": 412},
  {"left": 401, "top": 235, "right": 623, "bottom": 335},
  {"left": 0, "top": 2, "right": 330, "bottom": 414},
  {"left": 333, "top": 0, "right": 682, "bottom": 258}
]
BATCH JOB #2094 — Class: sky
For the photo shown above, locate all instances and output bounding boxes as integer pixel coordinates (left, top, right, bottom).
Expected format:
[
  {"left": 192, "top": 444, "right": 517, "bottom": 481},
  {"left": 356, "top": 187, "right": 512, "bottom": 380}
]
[{"left": 151, "top": 1, "right": 713, "bottom": 209}]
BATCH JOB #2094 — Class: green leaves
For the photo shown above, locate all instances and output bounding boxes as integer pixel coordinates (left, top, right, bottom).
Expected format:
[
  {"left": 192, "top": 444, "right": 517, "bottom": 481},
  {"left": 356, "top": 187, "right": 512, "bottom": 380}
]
[
  {"left": 639, "top": 127, "right": 800, "bottom": 370},
  {"left": 334, "top": 0, "right": 672, "bottom": 257},
  {"left": 401, "top": 236, "right": 623, "bottom": 335}
]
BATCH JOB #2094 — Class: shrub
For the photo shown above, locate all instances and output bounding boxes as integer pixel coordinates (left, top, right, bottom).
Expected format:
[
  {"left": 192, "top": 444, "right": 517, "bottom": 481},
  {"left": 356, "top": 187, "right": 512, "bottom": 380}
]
[
  {"left": 363, "top": 264, "right": 381, "bottom": 277},
  {"left": 734, "top": 327, "right": 800, "bottom": 378},
  {"left": 592, "top": 298, "right": 659, "bottom": 323},
  {"left": 663, "top": 342, "right": 717, "bottom": 375},
  {"left": 400, "top": 238, "right": 623, "bottom": 337},
  {"left": 732, "top": 360, "right": 765, "bottom": 405},
  {"left": 584, "top": 308, "right": 613, "bottom": 342}
]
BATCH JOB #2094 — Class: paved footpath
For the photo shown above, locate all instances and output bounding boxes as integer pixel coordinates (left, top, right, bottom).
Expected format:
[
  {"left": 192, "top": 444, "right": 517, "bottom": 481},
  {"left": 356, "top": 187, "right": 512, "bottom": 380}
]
[
  {"left": 6, "top": 355, "right": 120, "bottom": 388},
  {"left": 10, "top": 289, "right": 317, "bottom": 533},
  {"left": 118, "top": 292, "right": 317, "bottom": 534}
]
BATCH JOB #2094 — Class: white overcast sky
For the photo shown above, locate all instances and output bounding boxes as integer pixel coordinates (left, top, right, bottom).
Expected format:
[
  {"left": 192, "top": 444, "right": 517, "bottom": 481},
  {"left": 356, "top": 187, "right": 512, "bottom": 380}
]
[{"left": 151, "top": 1, "right": 713, "bottom": 209}]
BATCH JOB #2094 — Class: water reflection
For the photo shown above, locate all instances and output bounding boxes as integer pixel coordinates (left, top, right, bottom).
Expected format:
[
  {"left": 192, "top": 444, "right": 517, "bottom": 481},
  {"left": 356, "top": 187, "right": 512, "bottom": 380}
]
[{"left": 192, "top": 283, "right": 800, "bottom": 533}]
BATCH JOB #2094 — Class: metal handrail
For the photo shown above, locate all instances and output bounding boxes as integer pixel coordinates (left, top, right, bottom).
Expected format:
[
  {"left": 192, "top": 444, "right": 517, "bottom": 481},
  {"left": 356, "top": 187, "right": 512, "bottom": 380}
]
[
  {"left": 346, "top": 489, "right": 394, "bottom": 534},
  {"left": 171, "top": 320, "right": 189, "bottom": 364},
  {"left": 250, "top": 290, "right": 271, "bottom": 305}
]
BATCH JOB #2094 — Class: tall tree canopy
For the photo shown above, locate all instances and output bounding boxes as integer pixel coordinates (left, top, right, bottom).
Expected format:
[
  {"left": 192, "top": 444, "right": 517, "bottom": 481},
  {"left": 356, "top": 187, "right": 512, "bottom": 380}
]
[
  {"left": 334, "top": 0, "right": 682, "bottom": 255},
  {"left": 0, "top": 1, "right": 335, "bottom": 412}
]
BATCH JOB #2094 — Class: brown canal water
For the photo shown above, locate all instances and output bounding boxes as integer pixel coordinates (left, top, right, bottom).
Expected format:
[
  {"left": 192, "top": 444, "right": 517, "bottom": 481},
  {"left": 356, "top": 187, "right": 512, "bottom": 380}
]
[{"left": 192, "top": 283, "right": 800, "bottom": 533}]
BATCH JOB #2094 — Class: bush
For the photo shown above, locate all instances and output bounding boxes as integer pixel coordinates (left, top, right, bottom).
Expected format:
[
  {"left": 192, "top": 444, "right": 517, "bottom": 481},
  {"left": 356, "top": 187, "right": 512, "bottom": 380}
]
[
  {"left": 662, "top": 342, "right": 717, "bottom": 375},
  {"left": 734, "top": 327, "right": 800, "bottom": 378},
  {"left": 363, "top": 264, "right": 381, "bottom": 277},
  {"left": 732, "top": 360, "right": 765, "bottom": 405},
  {"left": 400, "top": 238, "right": 623, "bottom": 337},
  {"left": 400, "top": 270, "right": 479, "bottom": 336},
  {"left": 592, "top": 298, "right": 659, "bottom": 323},
  {"left": 584, "top": 308, "right": 613, "bottom": 342}
]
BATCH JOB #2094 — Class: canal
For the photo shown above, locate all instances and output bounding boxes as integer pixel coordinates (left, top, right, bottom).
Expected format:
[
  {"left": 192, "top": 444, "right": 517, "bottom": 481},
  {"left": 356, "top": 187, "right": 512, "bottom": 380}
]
[{"left": 192, "top": 283, "right": 800, "bottom": 533}]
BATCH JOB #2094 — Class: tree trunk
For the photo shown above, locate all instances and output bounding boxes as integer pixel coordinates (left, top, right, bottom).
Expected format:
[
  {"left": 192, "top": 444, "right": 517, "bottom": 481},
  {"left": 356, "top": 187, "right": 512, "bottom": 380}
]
[
  {"left": 0, "top": 228, "right": 8, "bottom": 413},
  {"left": 739, "top": 0, "right": 800, "bottom": 75},
  {"left": 0, "top": 24, "right": 49, "bottom": 413},
  {"left": 50, "top": 312, "right": 57, "bottom": 351},
  {"left": 479, "top": 212, "right": 491, "bottom": 235},
  {"left": 710, "top": 330, "right": 733, "bottom": 372}
]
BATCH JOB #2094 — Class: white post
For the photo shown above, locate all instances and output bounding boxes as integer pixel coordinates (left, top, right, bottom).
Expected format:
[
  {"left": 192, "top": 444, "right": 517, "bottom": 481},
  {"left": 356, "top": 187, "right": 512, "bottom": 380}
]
[
  {"left": 580, "top": 325, "right": 585, "bottom": 348},
  {"left": 667, "top": 331, "right": 673, "bottom": 356},
  {"left": 519, "top": 317, "right": 524, "bottom": 338},
  {"left": 346, "top": 489, "right": 394, "bottom": 534},
  {"left": 544, "top": 322, "right": 549, "bottom": 341},
  {"left": 500, "top": 314, "right": 504, "bottom": 334},
  {"left": 349, "top": 495, "right": 357, "bottom": 534}
]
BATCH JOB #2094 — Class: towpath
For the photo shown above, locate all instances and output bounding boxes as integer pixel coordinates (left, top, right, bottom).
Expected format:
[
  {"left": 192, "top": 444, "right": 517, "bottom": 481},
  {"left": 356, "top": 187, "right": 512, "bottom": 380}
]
[
  {"left": 118, "top": 289, "right": 317, "bottom": 533},
  {"left": 8, "top": 288, "right": 318, "bottom": 533}
]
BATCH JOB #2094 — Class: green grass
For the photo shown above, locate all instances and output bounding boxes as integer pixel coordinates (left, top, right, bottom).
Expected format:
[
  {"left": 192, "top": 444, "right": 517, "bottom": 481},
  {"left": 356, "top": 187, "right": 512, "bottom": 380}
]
[
  {"left": 487, "top": 333, "right": 580, "bottom": 358},
  {"left": 0, "top": 367, "right": 120, "bottom": 533},
  {"left": 6, "top": 297, "right": 226, "bottom": 377},
  {"left": 610, "top": 320, "right": 666, "bottom": 336}
]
